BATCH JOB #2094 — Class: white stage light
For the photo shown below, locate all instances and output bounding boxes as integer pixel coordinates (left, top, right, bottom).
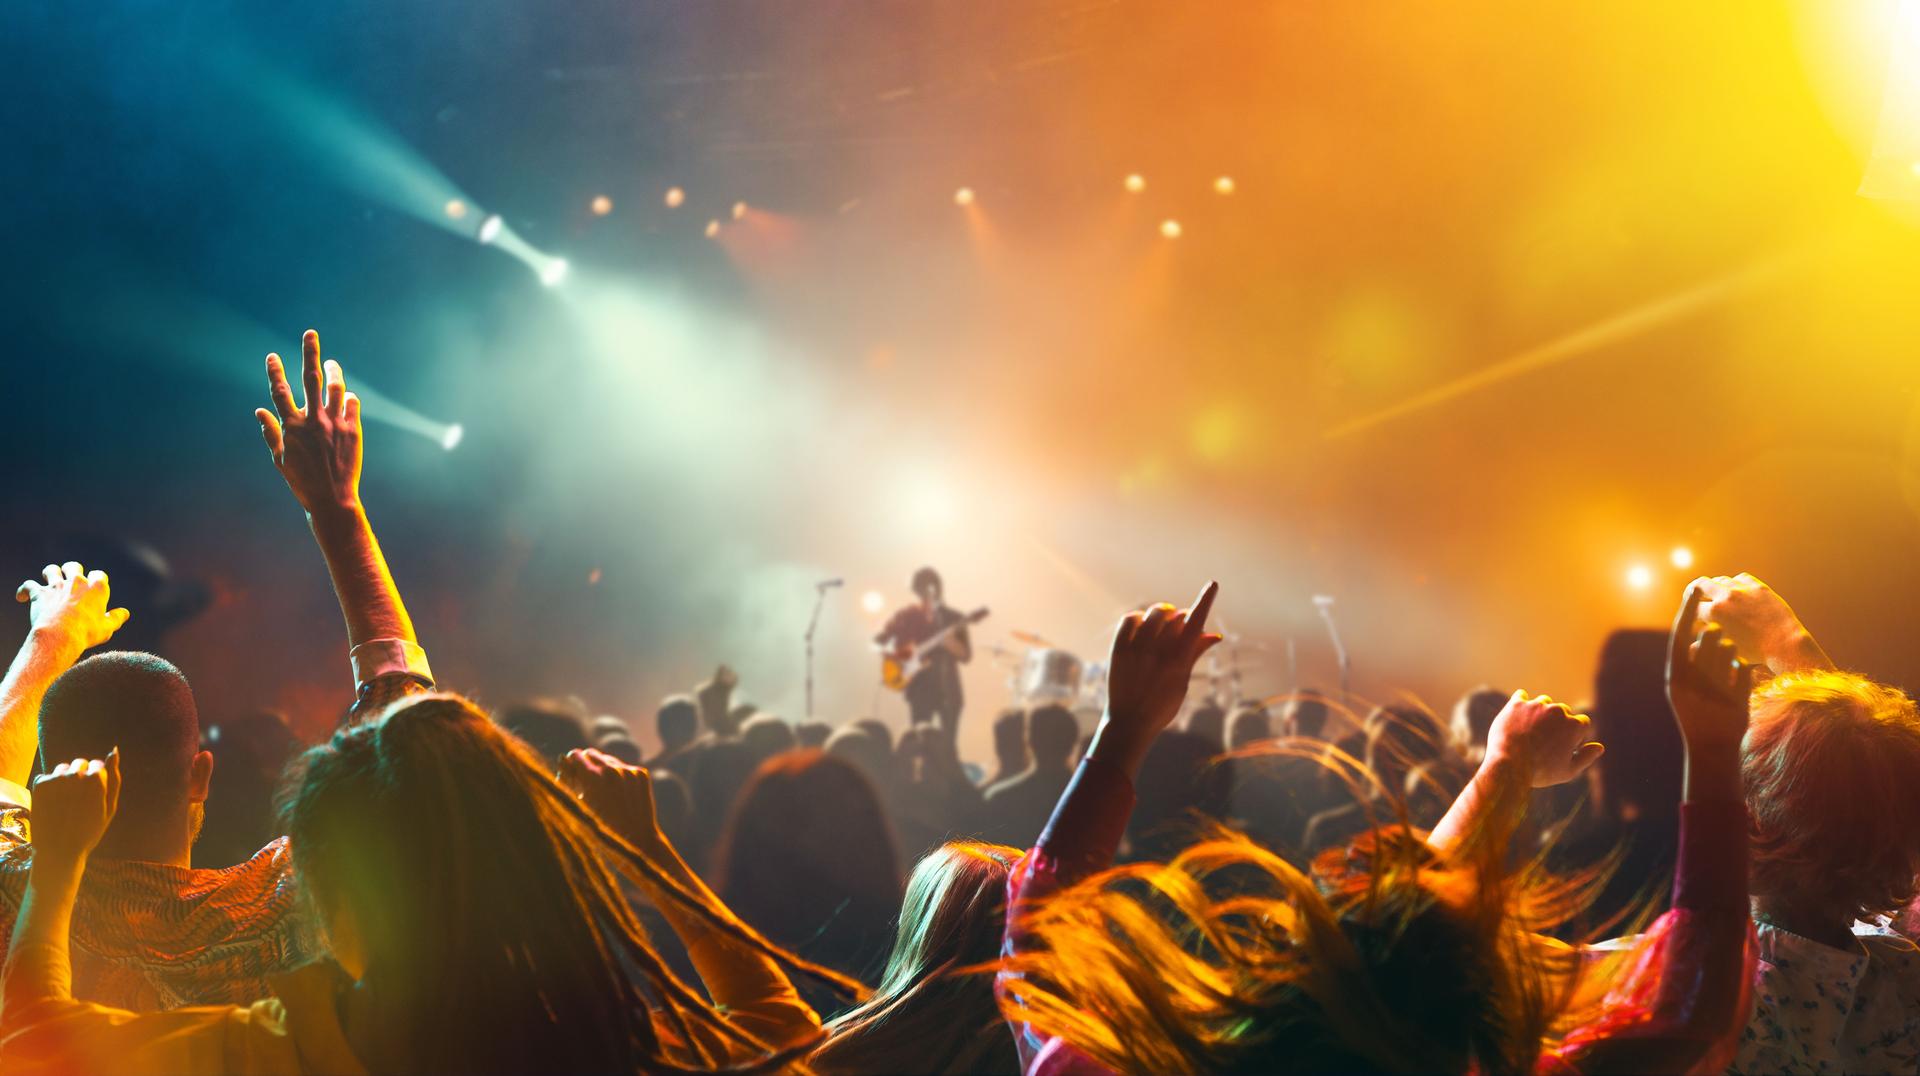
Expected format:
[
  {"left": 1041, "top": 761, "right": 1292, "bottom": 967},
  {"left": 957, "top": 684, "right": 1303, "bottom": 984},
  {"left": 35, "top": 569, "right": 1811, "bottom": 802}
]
[
  {"left": 440, "top": 423, "right": 464, "bottom": 451},
  {"left": 1626, "top": 564, "right": 1654, "bottom": 590},
  {"left": 1160, "top": 219, "right": 1183, "bottom": 239},
  {"left": 861, "top": 590, "right": 885, "bottom": 614},
  {"left": 1124, "top": 173, "right": 1146, "bottom": 193},
  {"left": 954, "top": 187, "right": 976, "bottom": 206},
  {"left": 1670, "top": 546, "right": 1695, "bottom": 570},
  {"left": 540, "top": 258, "right": 570, "bottom": 287},
  {"left": 1214, "top": 176, "right": 1235, "bottom": 194},
  {"left": 477, "top": 214, "right": 504, "bottom": 245},
  {"left": 664, "top": 187, "right": 686, "bottom": 208}
]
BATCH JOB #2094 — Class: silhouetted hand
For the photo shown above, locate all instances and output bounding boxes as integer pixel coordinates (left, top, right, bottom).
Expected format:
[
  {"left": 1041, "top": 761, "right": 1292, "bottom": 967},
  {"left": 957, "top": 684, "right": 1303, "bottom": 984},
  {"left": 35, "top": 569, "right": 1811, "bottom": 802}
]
[
  {"left": 1694, "top": 572, "right": 1830, "bottom": 675},
  {"left": 256, "top": 329, "right": 363, "bottom": 517},
  {"left": 15, "top": 562, "right": 130, "bottom": 657},
  {"left": 1668, "top": 584, "right": 1755, "bottom": 755},
  {"left": 1482, "top": 690, "right": 1604, "bottom": 788},
  {"left": 31, "top": 750, "right": 120, "bottom": 868},
  {"left": 1090, "top": 581, "right": 1222, "bottom": 777},
  {"left": 559, "top": 747, "right": 665, "bottom": 850}
]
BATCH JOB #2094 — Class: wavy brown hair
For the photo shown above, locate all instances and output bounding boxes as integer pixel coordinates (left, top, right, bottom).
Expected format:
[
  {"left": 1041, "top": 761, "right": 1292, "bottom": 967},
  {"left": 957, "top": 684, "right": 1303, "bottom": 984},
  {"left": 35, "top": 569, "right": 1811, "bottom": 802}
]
[
  {"left": 998, "top": 735, "right": 1639, "bottom": 1075},
  {"left": 1745, "top": 670, "right": 1920, "bottom": 922},
  {"left": 284, "top": 693, "right": 861, "bottom": 1075}
]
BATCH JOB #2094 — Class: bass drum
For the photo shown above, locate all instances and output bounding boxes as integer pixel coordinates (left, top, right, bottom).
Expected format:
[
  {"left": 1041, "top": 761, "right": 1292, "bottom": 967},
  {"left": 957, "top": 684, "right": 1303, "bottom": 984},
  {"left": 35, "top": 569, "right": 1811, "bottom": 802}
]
[{"left": 1019, "top": 648, "right": 1084, "bottom": 706}]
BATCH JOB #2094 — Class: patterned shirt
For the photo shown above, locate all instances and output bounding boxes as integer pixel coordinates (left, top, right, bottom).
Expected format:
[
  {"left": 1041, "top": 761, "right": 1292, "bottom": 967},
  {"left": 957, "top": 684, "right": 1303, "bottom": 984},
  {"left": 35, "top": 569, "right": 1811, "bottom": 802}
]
[
  {"left": 1731, "top": 919, "right": 1920, "bottom": 1075},
  {"left": 0, "top": 644, "right": 432, "bottom": 1011}
]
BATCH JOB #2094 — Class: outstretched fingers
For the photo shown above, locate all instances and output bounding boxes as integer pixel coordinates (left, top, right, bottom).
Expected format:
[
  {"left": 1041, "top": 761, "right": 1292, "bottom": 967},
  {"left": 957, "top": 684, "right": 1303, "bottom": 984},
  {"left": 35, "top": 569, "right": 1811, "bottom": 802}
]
[
  {"left": 256, "top": 408, "right": 285, "bottom": 459},
  {"left": 300, "top": 330, "right": 323, "bottom": 415},
  {"left": 324, "top": 358, "right": 346, "bottom": 419},
  {"left": 266, "top": 354, "right": 300, "bottom": 421}
]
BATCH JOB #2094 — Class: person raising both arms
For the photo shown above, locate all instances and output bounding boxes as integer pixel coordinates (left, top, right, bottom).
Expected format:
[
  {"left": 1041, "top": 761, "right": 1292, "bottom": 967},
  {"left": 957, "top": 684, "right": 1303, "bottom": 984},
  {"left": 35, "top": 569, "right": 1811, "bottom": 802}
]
[{"left": 0, "top": 329, "right": 435, "bottom": 1011}]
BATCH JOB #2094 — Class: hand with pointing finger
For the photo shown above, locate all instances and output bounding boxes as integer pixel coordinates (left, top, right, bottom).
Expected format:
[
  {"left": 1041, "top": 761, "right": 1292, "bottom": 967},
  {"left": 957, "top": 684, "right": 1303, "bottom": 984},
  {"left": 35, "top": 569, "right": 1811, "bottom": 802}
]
[
  {"left": 1088, "top": 581, "right": 1224, "bottom": 778},
  {"left": 256, "top": 329, "right": 363, "bottom": 518}
]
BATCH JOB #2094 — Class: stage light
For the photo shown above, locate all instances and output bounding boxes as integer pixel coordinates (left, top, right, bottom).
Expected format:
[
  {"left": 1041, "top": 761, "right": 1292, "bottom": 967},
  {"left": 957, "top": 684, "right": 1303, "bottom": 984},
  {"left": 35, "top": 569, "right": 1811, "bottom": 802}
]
[
  {"left": 440, "top": 423, "right": 464, "bottom": 451},
  {"left": 954, "top": 186, "right": 976, "bottom": 206},
  {"left": 1626, "top": 564, "right": 1654, "bottom": 590},
  {"left": 704, "top": 219, "right": 721, "bottom": 238},
  {"left": 477, "top": 214, "right": 504, "bottom": 245},
  {"left": 444, "top": 198, "right": 469, "bottom": 220},
  {"left": 1124, "top": 173, "right": 1146, "bottom": 193},
  {"left": 731, "top": 201, "right": 748, "bottom": 220},
  {"left": 1160, "top": 219, "right": 1183, "bottom": 239},
  {"left": 1670, "top": 546, "right": 1695, "bottom": 570},
  {"left": 861, "top": 590, "right": 885, "bottom": 614},
  {"left": 590, "top": 195, "right": 613, "bottom": 216},
  {"left": 1214, "top": 176, "right": 1235, "bottom": 194},
  {"left": 664, "top": 186, "right": 686, "bottom": 208},
  {"left": 540, "top": 258, "right": 570, "bottom": 287}
]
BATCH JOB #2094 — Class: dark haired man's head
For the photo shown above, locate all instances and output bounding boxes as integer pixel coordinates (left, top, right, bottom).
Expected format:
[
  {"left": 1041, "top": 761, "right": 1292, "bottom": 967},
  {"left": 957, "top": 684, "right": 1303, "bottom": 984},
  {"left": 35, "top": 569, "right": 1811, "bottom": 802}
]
[
  {"left": 851, "top": 718, "right": 895, "bottom": 755},
  {"left": 1451, "top": 687, "right": 1508, "bottom": 755},
  {"left": 497, "top": 700, "right": 591, "bottom": 764},
  {"left": 1226, "top": 705, "right": 1272, "bottom": 750},
  {"left": 741, "top": 713, "right": 797, "bottom": 762},
  {"left": 794, "top": 720, "right": 833, "bottom": 749},
  {"left": 911, "top": 567, "right": 943, "bottom": 606},
  {"left": 1027, "top": 705, "right": 1080, "bottom": 770},
  {"left": 1363, "top": 704, "right": 1447, "bottom": 793},
  {"left": 991, "top": 708, "right": 1028, "bottom": 778},
  {"left": 1282, "top": 691, "right": 1331, "bottom": 740},
  {"left": 40, "top": 651, "right": 212, "bottom": 864},
  {"left": 1183, "top": 704, "right": 1226, "bottom": 750},
  {"left": 655, "top": 695, "right": 699, "bottom": 752}
]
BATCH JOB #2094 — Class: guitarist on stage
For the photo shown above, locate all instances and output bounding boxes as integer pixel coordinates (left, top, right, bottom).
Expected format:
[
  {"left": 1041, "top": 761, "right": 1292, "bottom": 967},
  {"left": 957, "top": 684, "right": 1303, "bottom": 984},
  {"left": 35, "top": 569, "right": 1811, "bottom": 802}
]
[{"left": 874, "top": 567, "right": 974, "bottom": 739}]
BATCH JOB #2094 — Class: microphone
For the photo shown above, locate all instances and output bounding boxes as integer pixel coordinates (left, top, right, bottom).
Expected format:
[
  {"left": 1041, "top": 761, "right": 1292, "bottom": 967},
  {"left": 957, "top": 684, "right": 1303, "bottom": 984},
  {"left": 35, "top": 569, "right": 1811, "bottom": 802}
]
[{"left": 816, "top": 578, "right": 845, "bottom": 590}]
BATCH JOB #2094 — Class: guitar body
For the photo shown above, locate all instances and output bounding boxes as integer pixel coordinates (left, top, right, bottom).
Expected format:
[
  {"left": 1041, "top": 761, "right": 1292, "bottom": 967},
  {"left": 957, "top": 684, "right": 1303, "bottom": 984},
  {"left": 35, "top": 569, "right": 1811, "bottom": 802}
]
[{"left": 879, "top": 606, "right": 990, "bottom": 692}]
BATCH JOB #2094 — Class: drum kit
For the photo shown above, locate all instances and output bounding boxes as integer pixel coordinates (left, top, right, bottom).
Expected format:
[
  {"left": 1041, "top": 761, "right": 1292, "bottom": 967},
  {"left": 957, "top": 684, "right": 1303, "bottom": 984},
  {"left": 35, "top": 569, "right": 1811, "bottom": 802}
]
[{"left": 988, "top": 623, "right": 1285, "bottom": 713}]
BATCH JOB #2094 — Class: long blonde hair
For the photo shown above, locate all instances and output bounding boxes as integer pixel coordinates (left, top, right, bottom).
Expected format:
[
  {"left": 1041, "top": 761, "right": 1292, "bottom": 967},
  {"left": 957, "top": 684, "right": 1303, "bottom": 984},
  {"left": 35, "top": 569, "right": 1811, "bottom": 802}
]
[{"left": 813, "top": 841, "right": 1023, "bottom": 1076}]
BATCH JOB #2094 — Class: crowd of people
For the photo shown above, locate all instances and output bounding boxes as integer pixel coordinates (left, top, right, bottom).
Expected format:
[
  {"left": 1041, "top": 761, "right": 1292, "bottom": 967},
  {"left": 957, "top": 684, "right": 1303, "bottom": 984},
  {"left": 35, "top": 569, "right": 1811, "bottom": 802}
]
[{"left": 0, "top": 330, "right": 1915, "bottom": 1074}]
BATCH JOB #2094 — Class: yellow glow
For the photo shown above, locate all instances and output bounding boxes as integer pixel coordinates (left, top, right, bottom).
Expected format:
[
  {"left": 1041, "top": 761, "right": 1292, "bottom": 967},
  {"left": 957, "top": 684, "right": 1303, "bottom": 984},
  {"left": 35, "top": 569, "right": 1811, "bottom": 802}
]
[
  {"left": 590, "top": 195, "right": 613, "bottom": 216},
  {"left": 1191, "top": 405, "right": 1241, "bottom": 463},
  {"left": 663, "top": 187, "right": 686, "bottom": 208},
  {"left": 731, "top": 201, "right": 748, "bottom": 220},
  {"left": 443, "top": 198, "right": 468, "bottom": 220},
  {"left": 1214, "top": 176, "right": 1235, "bottom": 194},
  {"left": 861, "top": 590, "right": 885, "bottom": 614},
  {"left": 1159, "top": 219, "right": 1182, "bottom": 239},
  {"left": 704, "top": 219, "right": 721, "bottom": 238},
  {"left": 1124, "top": 173, "right": 1146, "bottom": 193},
  {"left": 1626, "top": 564, "right": 1655, "bottom": 590},
  {"left": 954, "top": 186, "right": 976, "bottom": 206},
  {"left": 1670, "top": 546, "right": 1695, "bottom": 570}
]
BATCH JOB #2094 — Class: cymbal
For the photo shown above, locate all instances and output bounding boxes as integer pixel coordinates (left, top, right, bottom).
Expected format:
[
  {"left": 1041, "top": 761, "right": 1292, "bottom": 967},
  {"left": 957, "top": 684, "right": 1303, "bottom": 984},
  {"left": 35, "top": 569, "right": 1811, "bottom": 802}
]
[{"left": 1008, "top": 630, "right": 1052, "bottom": 647}]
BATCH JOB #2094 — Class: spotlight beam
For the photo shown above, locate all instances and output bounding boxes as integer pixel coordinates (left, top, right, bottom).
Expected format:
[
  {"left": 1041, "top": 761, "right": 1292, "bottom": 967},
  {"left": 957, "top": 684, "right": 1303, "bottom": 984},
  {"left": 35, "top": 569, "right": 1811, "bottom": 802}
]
[{"left": 1323, "top": 251, "right": 1804, "bottom": 440}]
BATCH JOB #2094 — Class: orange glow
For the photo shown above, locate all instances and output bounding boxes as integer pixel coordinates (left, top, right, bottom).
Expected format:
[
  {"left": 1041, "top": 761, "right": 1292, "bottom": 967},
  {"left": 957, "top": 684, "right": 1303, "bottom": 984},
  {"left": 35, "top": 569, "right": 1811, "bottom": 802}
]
[
  {"left": 589, "top": 195, "right": 613, "bottom": 216},
  {"left": 1124, "top": 173, "right": 1146, "bottom": 193},
  {"left": 663, "top": 186, "right": 686, "bottom": 208}
]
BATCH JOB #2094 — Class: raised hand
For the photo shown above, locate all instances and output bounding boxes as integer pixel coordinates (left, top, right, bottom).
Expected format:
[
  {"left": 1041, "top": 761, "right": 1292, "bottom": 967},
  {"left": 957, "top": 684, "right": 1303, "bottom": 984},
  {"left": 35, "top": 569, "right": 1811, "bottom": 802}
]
[
  {"left": 256, "top": 329, "right": 363, "bottom": 517},
  {"left": 14, "top": 562, "right": 130, "bottom": 657},
  {"left": 1667, "top": 584, "right": 1755, "bottom": 752},
  {"left": 559, "top": 747, "right": 665, "bottom": 850},
  {"left": 30, "top": 749, "right": 121, "bottom": 867},
  {"left": 1694, "top": 572, "right": 1831, "bottom": 675},
  {"left": 1483, "top": 690, "right": 1605, "bottom": 788},
  {"left": 1090, "top": 581, "right": 1223, "bottom": 777}
]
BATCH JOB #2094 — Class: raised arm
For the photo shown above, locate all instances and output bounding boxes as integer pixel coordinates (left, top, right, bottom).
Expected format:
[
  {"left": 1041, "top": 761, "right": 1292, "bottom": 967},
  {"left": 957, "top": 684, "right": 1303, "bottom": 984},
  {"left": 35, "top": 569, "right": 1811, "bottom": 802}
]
[
  {"left": 558, "top": 748, "right": 819, "bottom": 1054},
  {"left": 1554, "top": 584, "right": 1756, "bottom": 1074},
  {"left": 0, "top": 566, "right": 129, "bottom": 793},
  {"left": 1427, "top": 690, "right": 1603, "bottom": 858},
  {"left": 256, "top": 330, "right": 431, "bottom": 723}
]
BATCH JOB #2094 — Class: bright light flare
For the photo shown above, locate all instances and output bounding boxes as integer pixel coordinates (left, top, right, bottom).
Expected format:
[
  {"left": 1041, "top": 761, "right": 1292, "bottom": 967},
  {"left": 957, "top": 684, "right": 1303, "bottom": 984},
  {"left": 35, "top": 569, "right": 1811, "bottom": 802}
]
[
  {"left": 861, "top": 590, "right": 885, "bottom": 614},
  {"left": 731, "top": 201, "right": 748, "bottom": 220},
  {"left": 476, "top": 213, "right": 504, "bottom": 245},
  {"left": 1124, "top": 173, "right": 1146, "bottom": 193},
  {"left": 704, "top": 219, "right": 722, "bottom": 238},
  {"left": 540, "top": 258, "right": 570, "bottom": 287},
  {"left": 440, "top": 423, "right": 464, "bottom": 451},
  {"left": 444, "top": 198, "right": 469, "bottom": 220},
  {"left": 1626, "top": 564, "right": 1655, "bottom": 590},
  {"left": 664, "top": 187, "right": 686, "bottom": 208},
  {"left": 1670, "top": 546, "right": 1695, "bottom": 570},
  {"left": 1160, "top": 219, "right": 1183, "bottom": 239},
  {"left": 954, "top": 186, "right": 976, "bottom": 206},
  {"left": 1214, "top": 176, "right": 1235, "bottom": 194},
  {"left": 590, "top": 195, "right": 613, "bottom": 216}
]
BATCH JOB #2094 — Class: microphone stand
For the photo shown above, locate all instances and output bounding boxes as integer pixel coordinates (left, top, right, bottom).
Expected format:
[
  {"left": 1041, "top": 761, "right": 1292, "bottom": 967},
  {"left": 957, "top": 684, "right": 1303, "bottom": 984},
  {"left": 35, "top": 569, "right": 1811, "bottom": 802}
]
[
  {"left": 1312, "top": 596, "right": 1351, "bottom": 704},
  {"left": 805, "top": 584, "right": 832, "bottom": 719}
]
